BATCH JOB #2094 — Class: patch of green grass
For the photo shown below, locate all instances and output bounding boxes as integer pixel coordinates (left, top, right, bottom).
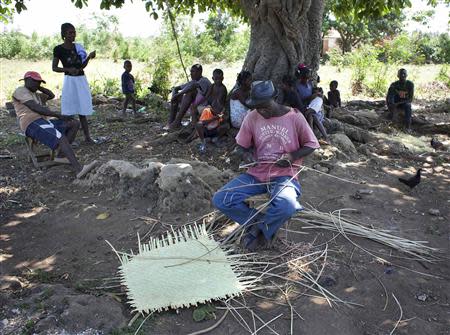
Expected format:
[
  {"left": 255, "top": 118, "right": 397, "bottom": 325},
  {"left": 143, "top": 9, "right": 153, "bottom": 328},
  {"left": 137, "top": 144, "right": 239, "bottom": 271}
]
[
  {"left": 18, "top": 302, "right": 30, "bottom": 310},
  {"left": 20, "top": 319, "right": 35, "bottom": 335},
  {"left": 0, "top": 133, "right": 23, "bottom": 147},
  {"left": 25, "top": 269, "right": 55, "bottom": 283}
]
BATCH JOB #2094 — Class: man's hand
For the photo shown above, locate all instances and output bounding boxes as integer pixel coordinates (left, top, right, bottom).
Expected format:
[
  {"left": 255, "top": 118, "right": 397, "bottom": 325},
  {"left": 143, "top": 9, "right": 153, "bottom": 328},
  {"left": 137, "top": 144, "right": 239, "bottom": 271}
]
[
  {"left": 232, "top": 146, "right": 254, "bottom": 164},
  {"left": 58, "top": 115, "right": 74, "bottom": 121},
  {"left": 171, "top": 93, "right": 180, "bottom": 102},
  {"left": 275, "top": 153, "right": 293, "bottom": 167},
  {"left": 88, "top": 51, "right": 96, "bottom": 59},
  {"left": 241, "top": 151, "right": 254, "bottom": 164}
]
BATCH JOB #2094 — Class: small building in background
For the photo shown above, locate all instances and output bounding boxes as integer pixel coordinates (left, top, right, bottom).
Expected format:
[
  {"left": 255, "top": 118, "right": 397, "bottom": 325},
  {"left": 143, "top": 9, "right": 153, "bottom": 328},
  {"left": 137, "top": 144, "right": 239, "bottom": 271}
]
[{"left": 323, "top": 29, "right": 340, "bottom": 53}]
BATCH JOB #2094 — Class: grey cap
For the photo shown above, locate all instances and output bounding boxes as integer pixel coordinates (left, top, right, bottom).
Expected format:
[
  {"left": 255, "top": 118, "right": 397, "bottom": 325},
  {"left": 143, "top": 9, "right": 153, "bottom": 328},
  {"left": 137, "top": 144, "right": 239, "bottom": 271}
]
[{"left": 245, "top": 80, "right": 276, "bottom": 107}]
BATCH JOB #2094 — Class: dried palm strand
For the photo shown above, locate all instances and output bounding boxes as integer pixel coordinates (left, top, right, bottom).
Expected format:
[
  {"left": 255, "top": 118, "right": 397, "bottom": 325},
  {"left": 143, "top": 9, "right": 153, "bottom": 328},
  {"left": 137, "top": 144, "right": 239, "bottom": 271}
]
[{"left": 293, "top": 207, "right": 439, "bottom": 262}]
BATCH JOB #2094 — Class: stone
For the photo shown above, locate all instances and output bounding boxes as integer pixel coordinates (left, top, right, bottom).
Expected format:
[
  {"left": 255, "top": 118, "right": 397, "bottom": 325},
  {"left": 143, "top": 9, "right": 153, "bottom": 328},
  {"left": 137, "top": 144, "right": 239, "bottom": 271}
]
[
  {"left": 329, "top": 133, "right": 358, "bottom": 156},
  {"left": 416, "top": 293, "right": 428, "bottom": 302},
  {"left": 157, "top": 163, "right": 194, "bottom": 191},
  {"left": 313, "top": 163, "right": 330, "bottom": 173},
  {"left": 428, "top": 208, "right": 440, "bottom": 216}
]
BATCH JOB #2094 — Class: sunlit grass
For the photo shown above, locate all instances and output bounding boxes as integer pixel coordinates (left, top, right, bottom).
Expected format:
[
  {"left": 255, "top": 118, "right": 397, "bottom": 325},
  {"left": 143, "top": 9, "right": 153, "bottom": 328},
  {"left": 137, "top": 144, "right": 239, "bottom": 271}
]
[{"left": 1, "top": 59, "right": 448, "bottom": 105}]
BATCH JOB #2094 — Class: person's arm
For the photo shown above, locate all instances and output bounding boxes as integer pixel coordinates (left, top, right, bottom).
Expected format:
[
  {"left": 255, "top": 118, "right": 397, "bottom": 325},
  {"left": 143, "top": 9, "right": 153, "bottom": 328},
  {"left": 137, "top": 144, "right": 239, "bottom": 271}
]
[
  {"left": 178, "top": 81, "right": 198, "bottom": 95},
  {"left": 37, "top": 86, "right": 55, "bottom": 100},
  {"left": 232, "top": 144, "right": 254, "bottom": 164},
  {"left": 81, "top": 50, "right": 96, "bottom": 69},
  {"left": 337, "top": 91, "right": 342, "bottom": 107},
  {"left": 23, "top": 100, "right": 65, "bottom": 119},
  {"left": 235, "top": 90, "right": 251, "bottom": 109},
  {"left": 52, "top": 57, "right": 79, "bottom": 76},
  {"left": 407, "top": 82, "right": 414, "bottom": 103}
]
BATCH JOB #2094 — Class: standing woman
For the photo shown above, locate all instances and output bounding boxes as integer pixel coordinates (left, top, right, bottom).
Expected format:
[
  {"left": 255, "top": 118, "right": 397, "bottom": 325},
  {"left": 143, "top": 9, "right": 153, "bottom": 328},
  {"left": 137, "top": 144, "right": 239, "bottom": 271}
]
[{"left": 52, "top": 23, "right": 96, "bottom": 144}]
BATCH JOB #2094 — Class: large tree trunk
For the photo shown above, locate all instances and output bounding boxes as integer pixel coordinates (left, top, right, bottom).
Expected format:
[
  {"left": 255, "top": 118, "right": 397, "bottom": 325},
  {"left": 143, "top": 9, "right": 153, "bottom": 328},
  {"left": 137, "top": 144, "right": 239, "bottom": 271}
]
[{"left": 241, "top": 0, "right": 324, "bottom": 82}]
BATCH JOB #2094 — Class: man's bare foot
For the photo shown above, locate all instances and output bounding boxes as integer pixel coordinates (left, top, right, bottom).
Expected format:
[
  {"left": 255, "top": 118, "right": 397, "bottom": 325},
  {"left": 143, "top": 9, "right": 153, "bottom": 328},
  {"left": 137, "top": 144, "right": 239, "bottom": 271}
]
[
  {"left": 76, "top": 160, "right": 99, "bottom": 179},
  {"left": 168, "top": 122, "right": 182, "bottom": 132}
]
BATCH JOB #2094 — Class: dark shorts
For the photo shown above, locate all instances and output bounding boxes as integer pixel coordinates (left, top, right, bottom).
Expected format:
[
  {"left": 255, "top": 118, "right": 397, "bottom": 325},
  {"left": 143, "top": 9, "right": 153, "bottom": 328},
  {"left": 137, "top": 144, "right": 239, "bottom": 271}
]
[
  {"left": 204, "top": 128, "right": 218, "bottom": 138},
  {"left": 25, "top": 118, "right": 66, "bottom": 150}
]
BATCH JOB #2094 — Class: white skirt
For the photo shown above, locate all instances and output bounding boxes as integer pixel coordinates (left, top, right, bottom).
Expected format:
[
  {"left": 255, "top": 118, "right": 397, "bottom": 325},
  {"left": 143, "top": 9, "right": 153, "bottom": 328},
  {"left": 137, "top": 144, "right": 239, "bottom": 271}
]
[{"left": 61, "top": 75, "right": 93, "bottom": 116}]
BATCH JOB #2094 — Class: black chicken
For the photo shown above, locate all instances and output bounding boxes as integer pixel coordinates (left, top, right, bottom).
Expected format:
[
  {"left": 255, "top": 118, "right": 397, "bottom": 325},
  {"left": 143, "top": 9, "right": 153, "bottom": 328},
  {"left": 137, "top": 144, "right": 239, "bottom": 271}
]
[
  {"left": 398, "top": 169, "right": 422, "bottom": 189},
  {"left": 431, "top": 137, "right": 445, "bottom": 151}
]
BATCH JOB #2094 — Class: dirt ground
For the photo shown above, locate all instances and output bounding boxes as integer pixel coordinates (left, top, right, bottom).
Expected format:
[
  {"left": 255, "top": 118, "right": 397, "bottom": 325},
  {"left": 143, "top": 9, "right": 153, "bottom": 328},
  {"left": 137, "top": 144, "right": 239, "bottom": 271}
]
[{"left": 0, "top": 97, "right": 449, "bottom": 335}]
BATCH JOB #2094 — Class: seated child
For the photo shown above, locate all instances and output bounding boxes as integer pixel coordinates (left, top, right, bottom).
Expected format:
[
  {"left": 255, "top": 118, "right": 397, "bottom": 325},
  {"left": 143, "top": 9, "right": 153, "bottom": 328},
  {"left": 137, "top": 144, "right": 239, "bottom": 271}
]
[
  {"left": 191, "top": 68, "right": 227, "bottom": 124},
  {"left": 195, "top": 100, "right": 228, "bottom": 153},
  {"left": 229, "top": 70, "right": 252, "bottom": 128},
  {"left": 121, "top": 60, "right": 137, "bottom": 116},
  {"left": 186, "top": 69, "right": 228, "bottom": 148},
  {"left": 304, "top": 87, "right": 330, "bottom": 145},
  {"left": 280, "top": 75, "right": 305, "bottom": 112},
  {"left": 324, "top": 80, "right": 341, "bottom": 118}
]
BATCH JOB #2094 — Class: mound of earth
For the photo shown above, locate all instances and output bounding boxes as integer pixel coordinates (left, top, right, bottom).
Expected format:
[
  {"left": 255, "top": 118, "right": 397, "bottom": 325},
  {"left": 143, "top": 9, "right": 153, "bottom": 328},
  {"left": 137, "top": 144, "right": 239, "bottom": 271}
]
[{"left": 75, "top": 159, "right": 233, "bottom": 215}]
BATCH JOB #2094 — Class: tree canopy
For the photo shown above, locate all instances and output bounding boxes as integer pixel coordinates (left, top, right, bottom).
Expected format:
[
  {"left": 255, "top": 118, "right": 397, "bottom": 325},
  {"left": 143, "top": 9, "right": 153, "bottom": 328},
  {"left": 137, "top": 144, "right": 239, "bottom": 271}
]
[
  {"left": 2, "top": 0, "right": 447, "bottom": 23},
  {"left": 323, "top": 1, "right": 405, "bottom": 53}
]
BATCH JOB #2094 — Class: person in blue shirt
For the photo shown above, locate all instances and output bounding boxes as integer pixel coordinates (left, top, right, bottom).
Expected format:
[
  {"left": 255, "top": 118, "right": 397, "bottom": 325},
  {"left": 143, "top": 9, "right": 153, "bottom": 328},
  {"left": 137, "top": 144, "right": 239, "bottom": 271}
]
[
  {"left": 121, "top": 60, "right": 137, "bottom": 116},
  {"left": 295, "top": 66, "right": 314, "bottom": 106}
]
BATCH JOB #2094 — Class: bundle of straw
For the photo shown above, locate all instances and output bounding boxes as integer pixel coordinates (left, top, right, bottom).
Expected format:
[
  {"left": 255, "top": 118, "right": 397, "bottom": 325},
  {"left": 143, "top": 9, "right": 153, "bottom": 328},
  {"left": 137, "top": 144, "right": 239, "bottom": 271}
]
[{"left": 293, "top": 207, "right": 439, "bottom": 262}]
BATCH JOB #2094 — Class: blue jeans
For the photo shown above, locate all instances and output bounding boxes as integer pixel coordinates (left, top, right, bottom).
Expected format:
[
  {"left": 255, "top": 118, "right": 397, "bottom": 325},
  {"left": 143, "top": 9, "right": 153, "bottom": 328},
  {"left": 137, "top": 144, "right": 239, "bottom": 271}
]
[{"left": 212, "top": 173, "right": 303, "bottom": 240}]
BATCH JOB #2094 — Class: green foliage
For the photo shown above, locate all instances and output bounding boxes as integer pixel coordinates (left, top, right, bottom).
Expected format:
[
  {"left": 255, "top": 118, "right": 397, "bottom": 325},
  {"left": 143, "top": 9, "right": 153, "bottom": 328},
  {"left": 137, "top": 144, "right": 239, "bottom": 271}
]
[
  {"left": 1, "top": 12, "right": 249, "bottom": 66},
  {"left": 149, "top": 56, "right": 172, "bottom": 100},
  {"left": 349, "top": 45, "right": 378, "bottom": 94},
  {"left": 323, "top": 0, "right": 405, "bottom": 53},
  {"left": 381, "top": 32, "right": 450, "bottom": 64},
  {"left": 90, "top": 77, "right": 122, "bottom": 97},
  {"left": 192, "top": 304, "right": 216, "bottom": 322},
  {"left": 20, "top": 319, "right": 35, "bottom": 335},
  {"left": 366, "top": 62, "right": 389, "bottom": 97},
  {"left": 437, "top": 65, "right": 450, "bottom": 88}
]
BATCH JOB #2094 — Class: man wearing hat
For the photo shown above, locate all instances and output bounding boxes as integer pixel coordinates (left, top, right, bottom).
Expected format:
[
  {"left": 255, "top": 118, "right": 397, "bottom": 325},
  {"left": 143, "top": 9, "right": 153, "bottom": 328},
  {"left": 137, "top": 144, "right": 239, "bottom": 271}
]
[
  {"left": 213, "top": 80, "right": 319, "bottom": 250},
  {"left": 12, "top": 71, "right": 97, "bottom": 178}
]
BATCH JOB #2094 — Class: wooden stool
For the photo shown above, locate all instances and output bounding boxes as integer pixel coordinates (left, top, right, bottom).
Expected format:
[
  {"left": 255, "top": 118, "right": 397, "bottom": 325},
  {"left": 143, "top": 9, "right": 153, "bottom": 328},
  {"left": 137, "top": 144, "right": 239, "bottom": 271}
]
[{"left": 21, "top": 134, "right": 62, "bottom": 168}]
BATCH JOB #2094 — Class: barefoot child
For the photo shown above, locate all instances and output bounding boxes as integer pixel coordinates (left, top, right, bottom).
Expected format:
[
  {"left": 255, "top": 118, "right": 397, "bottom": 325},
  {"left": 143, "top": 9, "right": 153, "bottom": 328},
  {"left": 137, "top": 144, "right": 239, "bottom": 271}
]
[
  {"left": 121, "top": 60, "right": 137, "bottom": 116},
  {"left": 194, "top": 69, "right": 228, "bottom": 152}
]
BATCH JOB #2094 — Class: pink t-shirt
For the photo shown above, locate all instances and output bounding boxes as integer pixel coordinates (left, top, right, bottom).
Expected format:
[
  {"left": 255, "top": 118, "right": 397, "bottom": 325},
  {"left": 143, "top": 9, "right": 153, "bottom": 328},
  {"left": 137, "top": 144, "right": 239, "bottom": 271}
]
[{"left": 236, "top": 108, "right": 319, "bottom": 182}]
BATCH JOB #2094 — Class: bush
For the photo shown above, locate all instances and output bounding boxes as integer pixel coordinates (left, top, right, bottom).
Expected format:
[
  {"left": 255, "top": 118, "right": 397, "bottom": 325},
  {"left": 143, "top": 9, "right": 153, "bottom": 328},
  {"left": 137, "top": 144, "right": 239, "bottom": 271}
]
[
  {"left": 437, "top": 65, "right": 450, "bottom": 88},
  {"left": 149, "top": 56, "right": 173, "bottom": 100},
  {"left": 90, "top": 77, "right": 122, "bottom": 97},
  {"left": 349, "top": 45, "right": 379, "bottom": 94},
  {"left": 326, "top": 48, "right": 352, "bottom": 67}
]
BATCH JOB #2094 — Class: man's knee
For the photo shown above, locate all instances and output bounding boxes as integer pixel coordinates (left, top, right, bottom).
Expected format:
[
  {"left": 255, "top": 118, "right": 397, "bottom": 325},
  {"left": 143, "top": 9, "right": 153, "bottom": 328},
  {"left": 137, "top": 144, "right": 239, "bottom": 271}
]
[
  {"left": 212, "top": 191, "right": 225, "bottom": 210},
  {"left": 273, "top": 197, "right": 298, "bottom": 217}
]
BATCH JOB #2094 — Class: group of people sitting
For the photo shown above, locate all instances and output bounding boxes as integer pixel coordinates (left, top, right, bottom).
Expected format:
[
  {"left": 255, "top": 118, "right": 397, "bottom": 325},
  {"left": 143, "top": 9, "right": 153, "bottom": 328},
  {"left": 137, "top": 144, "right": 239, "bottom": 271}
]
[
  {"left": 165, "top": 63, "right": 344, "bottom": 153},
  {"left": 11, "top": 21, "right": 415, "bottom": 251}
]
